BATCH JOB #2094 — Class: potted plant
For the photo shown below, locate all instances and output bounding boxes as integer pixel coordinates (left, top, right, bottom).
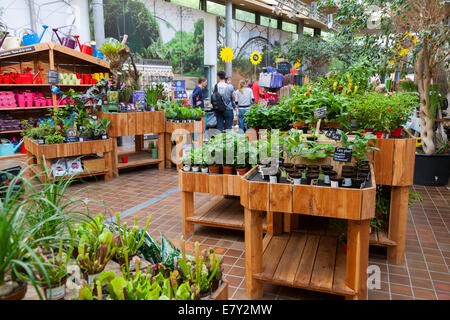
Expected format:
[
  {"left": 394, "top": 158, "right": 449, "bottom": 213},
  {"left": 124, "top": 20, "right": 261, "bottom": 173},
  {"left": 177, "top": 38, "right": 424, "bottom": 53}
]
[
  {"left": 181, "top": 151, "right": 193, "bottom": 172},
  {"left": 34, "top": 246, "right": 72, "bottom": 300},
  {"left": 113, "top": 213, "right": 151, "bottom": 277},
  {"left": 76, "top": 214, "right": 116, "bottom": 284}
]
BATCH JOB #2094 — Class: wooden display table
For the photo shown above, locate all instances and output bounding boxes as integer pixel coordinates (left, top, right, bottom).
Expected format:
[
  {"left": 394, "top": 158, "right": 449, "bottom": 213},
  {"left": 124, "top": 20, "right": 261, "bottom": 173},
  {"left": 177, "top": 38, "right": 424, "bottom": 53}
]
[
  {"left": 371, "top": 129, "right": 416, "bottom": 264},
  {"left": 24, "top": 137, "right": 113, "bottom": 182},
  {"left": 240, "top": 166, "right": 376, "bottom": 300},
  {"left": 179, "top": 170, "right": 266, "bottom": 235},
  {"left": 165, "top": 118, "right": 205, "bottom": 169},
  {"left": 100, "top": 111, "right": 166, "bottom": 176}
]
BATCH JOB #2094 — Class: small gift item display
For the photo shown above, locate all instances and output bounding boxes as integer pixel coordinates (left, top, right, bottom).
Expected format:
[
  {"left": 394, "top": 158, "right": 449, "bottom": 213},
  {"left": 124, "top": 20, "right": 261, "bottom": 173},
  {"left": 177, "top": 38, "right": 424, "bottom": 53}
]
[
  {"left": 51, "top": 159, "right": 67, "bottom": 177},
  {"left": 66, "top": 158, "right": 84, "bottom": 175}
]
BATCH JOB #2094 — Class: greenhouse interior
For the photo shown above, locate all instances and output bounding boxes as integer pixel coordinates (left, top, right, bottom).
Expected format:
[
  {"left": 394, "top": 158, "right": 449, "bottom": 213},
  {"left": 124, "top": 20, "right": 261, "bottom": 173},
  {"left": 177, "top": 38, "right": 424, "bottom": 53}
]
[{"left": 0, "top": 0, "right": 449, "bottom": 307}]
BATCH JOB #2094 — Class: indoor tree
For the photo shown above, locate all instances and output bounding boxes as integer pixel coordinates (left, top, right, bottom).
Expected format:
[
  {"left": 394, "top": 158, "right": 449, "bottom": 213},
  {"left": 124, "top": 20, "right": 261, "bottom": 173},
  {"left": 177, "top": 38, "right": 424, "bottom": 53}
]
[{"left": 319, "top": 0, "right": 449, "bottom": 154}]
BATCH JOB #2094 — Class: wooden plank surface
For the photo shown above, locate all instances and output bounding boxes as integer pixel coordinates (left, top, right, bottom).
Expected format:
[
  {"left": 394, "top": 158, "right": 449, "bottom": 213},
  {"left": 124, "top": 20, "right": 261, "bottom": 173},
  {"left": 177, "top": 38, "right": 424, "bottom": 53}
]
[
  {"left": 273, "top": 232, "right": 307, "bottom": 284},
  {"left": 269, "top": 183, "right": 292, "bottom": 213},
  {"left": 293, "top": 234, "right": 320, "bottom": 287},
  {"left": 261, "top": 233, "right": 290, "bottom": 279},
  {"left": 310, "top": 236, "right": 337, "bottom": 291}
]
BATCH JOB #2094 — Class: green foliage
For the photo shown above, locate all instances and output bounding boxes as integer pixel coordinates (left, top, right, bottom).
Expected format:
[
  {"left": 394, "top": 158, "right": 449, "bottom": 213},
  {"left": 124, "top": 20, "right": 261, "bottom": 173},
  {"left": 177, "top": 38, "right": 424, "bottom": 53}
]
[
  {"left": 162, "top": 101, "right": 203, "bottom": 120},
  {"left": 283, "top": 131, "right": 335, "bottom": 161},
  {"left": 339, "top": 130, "right": 379, "bottom": 167},
  {"left": 244, "top": 103, "right": 292, "bottom": 130},
  {"left": 99, "top": 38, "right": 126, "bottom": 61}
]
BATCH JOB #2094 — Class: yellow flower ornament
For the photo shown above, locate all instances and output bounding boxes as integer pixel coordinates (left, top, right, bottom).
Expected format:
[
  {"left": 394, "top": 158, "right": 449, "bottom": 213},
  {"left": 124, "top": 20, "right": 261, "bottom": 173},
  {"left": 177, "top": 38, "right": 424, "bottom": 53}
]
[
  {"left": 220, "top": 47, "right": 234, "bottom": 63},
  {"left": 250, "top": 51, "right": 262, "bottom": 65}
]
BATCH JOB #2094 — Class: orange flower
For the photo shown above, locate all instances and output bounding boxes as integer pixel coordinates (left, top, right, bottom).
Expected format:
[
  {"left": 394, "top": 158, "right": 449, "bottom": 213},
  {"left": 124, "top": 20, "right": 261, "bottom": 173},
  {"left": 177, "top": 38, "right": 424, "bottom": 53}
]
[{"left": 387, "top": 108, "right": 392, "bottom": 112}]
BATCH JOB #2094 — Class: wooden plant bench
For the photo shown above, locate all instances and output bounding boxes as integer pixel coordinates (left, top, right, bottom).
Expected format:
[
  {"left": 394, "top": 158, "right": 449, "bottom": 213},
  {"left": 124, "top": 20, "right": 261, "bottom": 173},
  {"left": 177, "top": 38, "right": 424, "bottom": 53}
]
[
  {"left": 240, "top": 165, "right": 376, "bottom": 300},
  {"left": 100, "top": 111, "right": 166, "bottom": 176},
  {"left": 165, "top": 118, "right": 205, "bottom": 169},
  {"left": 24, "top": 137, "right": 113, "bottom": 182},
  {"left": 179, "top": 170, "right": 266, "bottom": 235},
  {"left": 371, "top": 128, "right": 416, "bottom": 264}
]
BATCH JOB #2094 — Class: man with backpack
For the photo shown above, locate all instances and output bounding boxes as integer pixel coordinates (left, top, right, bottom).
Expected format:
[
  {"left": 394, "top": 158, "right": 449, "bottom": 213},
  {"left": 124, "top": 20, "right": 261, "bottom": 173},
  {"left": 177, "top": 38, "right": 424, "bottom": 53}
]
[{"left": 210, "top": 71, "right": 235, "bottom": 132}]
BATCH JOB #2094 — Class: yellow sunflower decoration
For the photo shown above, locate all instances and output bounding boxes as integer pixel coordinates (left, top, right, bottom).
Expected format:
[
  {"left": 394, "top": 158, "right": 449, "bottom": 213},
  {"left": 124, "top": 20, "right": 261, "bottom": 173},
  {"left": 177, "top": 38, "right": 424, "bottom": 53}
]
[
  {"left": 249, "top": 51, "right": 262, "bottom": 65},
  {"left": 294, "top": 59, "right": 301, "bottom": 69},
  {"left": 220, "top": 47, "right": 234, "bottom": 63}
]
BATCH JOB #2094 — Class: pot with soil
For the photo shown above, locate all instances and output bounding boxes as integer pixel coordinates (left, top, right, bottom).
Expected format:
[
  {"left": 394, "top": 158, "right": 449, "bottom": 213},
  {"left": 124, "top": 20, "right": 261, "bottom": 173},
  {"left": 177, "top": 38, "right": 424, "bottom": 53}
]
[
  {"left": 192, "top": 165, "right": 200, "bottom": 172},
  {"left": 182, "top": 165, "right": 191, "bottom": 172},
  {"left": 208, "top": 165, "right": 221, "bottom": 174},
  {"left": 330, "top": 176, "right": 343, "bottom": 187},
  {"left": 323, "top": 170, "right": 337, "bottom": 185},
  {"left": 351, "top": 177, "right": 365, "bottom": 189},
  {"left": 290, "top": 172, "right": 303, "bottom": 185},
  {"left": 201, "top": 166, "right": 209, "bottom": 173},
  {"left": 342, "top": 165, "right": 355, "bottom": 173},
  {"left": 236, "top": 166, "right": 250, "bottom": 176},
  {"left": 42, "top": 276, "right": 67, "bottom": 300},
  {"left": 414, "top": 152, "right": 450, "bottom": 186},
  {"left": 341, "top": 172, "right": 353, "bottom": 188},
  {"left": 306, "top": 172, "right": 319, "bottom": 185},
  {"left": 222, "top": 165, "right": 234, "bottom": 175},
  {"left": 295, "top": 164, "right": 306, "bottom": 171},
  {"left": 282, "top": 163, "right": 294, "bottom": 170},
  {"left": 0, "top": 280, "right": 27, "bottom": 300},
  {"left": 321, "top": 165, "right": 334, "bottom": 172},
  {"left": 307, "top": 165, "right": 320, "bottom": 171},
  {"left": 265, "top": 167, "right": 279, "bottom": 183},
  {"left": 285, "top": 167, "right": 297, "bottom": 179}
]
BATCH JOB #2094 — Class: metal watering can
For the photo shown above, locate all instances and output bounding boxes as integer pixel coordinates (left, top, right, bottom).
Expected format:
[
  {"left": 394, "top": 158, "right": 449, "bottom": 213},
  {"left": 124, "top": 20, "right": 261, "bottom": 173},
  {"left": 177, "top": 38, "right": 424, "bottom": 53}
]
[
  {"left": 74, "top": 35, "right": 93, "bottom": 55},
  {"left": 1, "top": 31, "right": 25, "bottom": 50},
  {"left": 0, "top": 138, "right": 24, "bottom": 156},
  {"left": 52, "top": 28, "right": 77, "bottom": 49},
  {"left": 22, "top": 25, "right": 48, "bottom": 46}
]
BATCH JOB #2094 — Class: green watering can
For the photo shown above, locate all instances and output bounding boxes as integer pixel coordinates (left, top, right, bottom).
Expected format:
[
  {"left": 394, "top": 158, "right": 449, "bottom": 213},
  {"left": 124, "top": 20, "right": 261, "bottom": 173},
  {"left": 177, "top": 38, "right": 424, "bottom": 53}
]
[{"left": 0, "top": 138, "right": 24, "bottom": 156}]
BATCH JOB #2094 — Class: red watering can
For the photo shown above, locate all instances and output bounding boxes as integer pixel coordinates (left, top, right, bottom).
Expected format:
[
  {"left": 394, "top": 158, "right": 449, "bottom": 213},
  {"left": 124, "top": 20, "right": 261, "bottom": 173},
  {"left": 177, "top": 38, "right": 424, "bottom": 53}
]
[
  {"left": 52, "top": 28, "right": 77, "bottom": 49},
  {"left": 16, "top": 67, "right": 43, "bottom": 84},
  {"left": 74, "top": 36, "right": 93, "bottom": 55}
]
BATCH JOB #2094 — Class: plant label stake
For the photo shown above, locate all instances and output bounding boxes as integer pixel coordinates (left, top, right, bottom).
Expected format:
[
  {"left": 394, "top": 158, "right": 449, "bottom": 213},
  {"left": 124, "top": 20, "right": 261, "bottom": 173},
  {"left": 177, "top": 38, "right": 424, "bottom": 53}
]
[
  {"left": 314, "top": 106, "right": 327, "bottom": 136},
  {"left": 325, "top": 128, "right": 341, "bottom": 141},
  {"left": 333, "top": 147, "right": 352, "bottom": 162}
]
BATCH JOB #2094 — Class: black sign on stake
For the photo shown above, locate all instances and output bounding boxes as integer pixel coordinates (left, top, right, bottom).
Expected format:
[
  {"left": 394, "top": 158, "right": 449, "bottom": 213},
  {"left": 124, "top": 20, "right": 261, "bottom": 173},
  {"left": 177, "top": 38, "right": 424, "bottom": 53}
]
[
  {"left": 314, "top": 106, "right": 327, "bottom": 119},
  {"left": 48, "top": 70, "right": 60, "bottom": 84},
  {"left": 333, "top": 147, "right": 352, "bottom": 162},
  {"left": 277, "top": 62, "right": 291, "bottom": 75},
  {"left": 325, "top": 128, "right": 341, "bottom": 141}
]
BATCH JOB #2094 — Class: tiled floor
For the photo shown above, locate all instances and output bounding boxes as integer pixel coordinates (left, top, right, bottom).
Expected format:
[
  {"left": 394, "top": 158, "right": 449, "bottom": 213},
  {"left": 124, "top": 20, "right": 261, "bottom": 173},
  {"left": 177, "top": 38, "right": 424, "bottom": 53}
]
[{"left": 26, "top": 163, "right": 450, "bottom": 300}]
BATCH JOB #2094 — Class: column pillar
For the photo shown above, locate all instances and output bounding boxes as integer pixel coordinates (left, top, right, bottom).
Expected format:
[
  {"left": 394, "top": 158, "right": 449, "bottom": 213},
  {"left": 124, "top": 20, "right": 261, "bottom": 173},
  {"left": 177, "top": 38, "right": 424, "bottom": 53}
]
[{"left": 225, "top": 0, "right": 233, "bottom": 77}]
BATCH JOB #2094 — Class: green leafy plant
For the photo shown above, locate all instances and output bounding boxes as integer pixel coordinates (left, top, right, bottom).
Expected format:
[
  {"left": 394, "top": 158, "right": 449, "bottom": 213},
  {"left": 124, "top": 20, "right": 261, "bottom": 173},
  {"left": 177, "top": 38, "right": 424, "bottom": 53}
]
[
  {"left": 339, "top": 130, "right": 379, "bottom": 168},
  {"left": 76, "top": 214, "right": 116, "bottom": 276}
]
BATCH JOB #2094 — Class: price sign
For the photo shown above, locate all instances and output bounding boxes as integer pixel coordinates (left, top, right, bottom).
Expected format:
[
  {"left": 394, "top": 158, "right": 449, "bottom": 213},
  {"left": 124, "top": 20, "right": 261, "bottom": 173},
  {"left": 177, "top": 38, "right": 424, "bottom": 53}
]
[
  {"left": 48, "top": 70, "right": 60, "bottom": 84},
  {"left": 66, "top": 128, "right": 78, "bottom": 143},
  {"left": 325, "top": 128, "right": 341, "bottom": 141},
  {"left": 314, "top": 106, "right": 327, "bottom": 119},
  {"left": 333, "top": 147, "right": 352, "bottom": 162},
  {"left": 277, "top": 62, "right": 291, "bottom": 75}
]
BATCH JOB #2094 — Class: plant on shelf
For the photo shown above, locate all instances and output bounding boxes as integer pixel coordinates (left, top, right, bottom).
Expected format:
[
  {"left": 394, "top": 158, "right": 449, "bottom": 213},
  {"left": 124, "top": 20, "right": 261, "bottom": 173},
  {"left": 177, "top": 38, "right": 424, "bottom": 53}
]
[
  {"left": 113, "top": 213, "right": 151, "bottom": 278},
  {"left": 76, "top": 214, "right": 116, "bottom": 279},
  {"left": 284, "top": 130, "right": 335, "bottom": 161},
  {"left": 244, "top": 103, "right": 292, "bottom": 130},
  {"left": 339, "top": 130, "right": 378, "bottom": 169},
  {"left": 45, "top": 133, "right": 66, "bottom": 145}
]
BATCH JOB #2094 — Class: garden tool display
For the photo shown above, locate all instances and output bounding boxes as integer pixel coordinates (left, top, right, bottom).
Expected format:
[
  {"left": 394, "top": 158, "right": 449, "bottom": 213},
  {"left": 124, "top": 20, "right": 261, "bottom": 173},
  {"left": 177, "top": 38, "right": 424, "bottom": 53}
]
[
  {"left": 0, "top": 138, "right": 24, "bottom": 156},
  {"left": 22, "top": 25, "right": 48, "bottom": 46},
  {"left": 16, "top": 67, "right": 43, "bottom": 84},
  {"left": 52, "top": 28, "right": 77, "bottom": 49}
]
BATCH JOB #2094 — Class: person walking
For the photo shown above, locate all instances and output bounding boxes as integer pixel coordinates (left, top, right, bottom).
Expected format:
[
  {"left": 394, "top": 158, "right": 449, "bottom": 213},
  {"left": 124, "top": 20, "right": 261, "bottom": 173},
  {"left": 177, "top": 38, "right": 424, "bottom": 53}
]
[
  {"left": 212, "top": 71, "right": 235, "bottom": 132},
  {"left": 190, "top": 77, "right": 207, "bottom": 108},
  {"left": 234, "top": 79, "right": 254, "bottom": 131}
]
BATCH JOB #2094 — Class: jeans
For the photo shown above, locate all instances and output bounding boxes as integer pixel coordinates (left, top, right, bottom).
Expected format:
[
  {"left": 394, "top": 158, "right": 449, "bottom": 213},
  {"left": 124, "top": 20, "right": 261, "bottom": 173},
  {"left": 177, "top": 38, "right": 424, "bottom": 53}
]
[
  {"left": 215, "top": 108, "right": 234, "bottom": 132},
  {"left": 238, "top": 107, "right": 250, "bottom": 131}
]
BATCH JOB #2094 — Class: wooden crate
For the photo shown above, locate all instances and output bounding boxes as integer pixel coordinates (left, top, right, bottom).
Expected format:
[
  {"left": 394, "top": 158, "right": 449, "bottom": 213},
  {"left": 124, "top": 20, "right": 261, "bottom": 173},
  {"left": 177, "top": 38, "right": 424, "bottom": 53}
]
[
  {"left": 100, "top": 111, "right": 166, "bottom": 137},
  {"left": 82, "top": 156, "right": 106, "bottom": 173},
  {"left": 179, "top": 171, "right": 242, "bottom": 196},
  {"left": 373, "top": 129, "right": 416, "bottom": 186},
  {"left": 211, "top": 281, "right": 228, "bottom": 300},
  {"left": 165, "top": 118, "right": 205, "bottom": 134}
]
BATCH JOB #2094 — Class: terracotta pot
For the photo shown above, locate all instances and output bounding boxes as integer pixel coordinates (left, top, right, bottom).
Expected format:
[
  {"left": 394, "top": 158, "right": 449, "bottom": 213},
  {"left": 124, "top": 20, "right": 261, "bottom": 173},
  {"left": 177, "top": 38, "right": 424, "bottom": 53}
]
[
  {"left": 222, "top": 165, "right": 234, "bottom": 175},
  {"left": 0, "top": 281, "right": 27, "bottom": 300},
  {"left": 208, "top": 165, "right": 221, "bottom": 174},
  {"left": 236, "top": 166, "right": 250, "bottom": 176}
]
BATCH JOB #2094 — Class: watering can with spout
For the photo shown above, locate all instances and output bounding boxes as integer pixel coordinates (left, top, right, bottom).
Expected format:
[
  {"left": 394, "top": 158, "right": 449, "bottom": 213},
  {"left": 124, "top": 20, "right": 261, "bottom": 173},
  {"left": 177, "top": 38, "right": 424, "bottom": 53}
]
[
  {"left": 74, "top": 35, "right": 93, "bottom": 55},
  {"left": 91, "top": 42, "right": 104, "bottom": 59},
  {"left": 52, "top": 28, "right": 77, "bottom": 49},
  {"left": 0, "top": 138, "right": 24, "bottom": 156},
  {"left": 1, "top": 31, "right": 25, "bottom": 50},
  {"left": 22, "top": 25, "right": 48, "bottom": 46}
]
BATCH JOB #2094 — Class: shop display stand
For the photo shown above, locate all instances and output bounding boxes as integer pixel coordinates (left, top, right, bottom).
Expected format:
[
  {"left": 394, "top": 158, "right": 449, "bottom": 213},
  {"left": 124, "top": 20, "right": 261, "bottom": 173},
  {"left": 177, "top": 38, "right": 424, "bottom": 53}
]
[
  {"left": 179, "top": 168, "right": 267, "bottom": 235},
  {"left": 0, "top": 42, "right": 110, "bottom": 160},
  {"left": 24, "top": 137, "right": 113, "bottom": 182},
  {"left": 241, "top": 165, "right": 376, "bottom": 300},
  {"left": 165, "top": 118, "right": 205, "bottom": 169},
  {"left": 370, "top": 128, "right": 416, "bottom": 264},
  {"left": 100, "top": 111, "right": 166, "bottom": 176}
]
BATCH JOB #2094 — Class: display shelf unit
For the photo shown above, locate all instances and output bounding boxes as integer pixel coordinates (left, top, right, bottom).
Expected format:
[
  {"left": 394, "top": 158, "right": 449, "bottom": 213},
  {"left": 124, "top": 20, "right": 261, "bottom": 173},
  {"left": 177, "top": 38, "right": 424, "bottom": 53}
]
[
  {"left": 100, "top": 111, "right": 166, "bottom": 176},
  {"left": 0, "top": 42, "right": 110, "bottom": 144},
  {"left": 241, "top": 165, "right": 376, "bottom": 300},
  {"left": 165, "top": 118, "right": 205, "bottom": 169},
  {"left": 24, "top": 137, "right": 113, "bottom": 182},
  {"left": 179, "top": 170, "right": 267, "bottom": 235},
  {"left": 370, "top": 128, "right": 416, "bottom": 264}
]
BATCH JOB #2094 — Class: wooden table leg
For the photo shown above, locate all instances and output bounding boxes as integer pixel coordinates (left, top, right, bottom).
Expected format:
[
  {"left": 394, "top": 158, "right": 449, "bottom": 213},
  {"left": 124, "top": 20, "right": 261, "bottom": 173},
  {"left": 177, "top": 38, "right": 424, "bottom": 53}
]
[
  {"left": 345, "top": 219, "right": 370, "bottom": 300},
  {"left": 164, "top": 132, "right": 172, "bottom": 169},
  {"left": 182, "top": 191, "right": 194, "bottom": 235},
  {"left": 157, "top": 133, "right": 165, "bottom": 170},
  {"left": 135, "top": 135, "right": 144, "bottom": 152},
  {"left": 245, "top": 208, "right": 263, "bottom": 299},
  {"left": 283, "top": 213, "right": 299, "bottom": 232},
  {"left": 104, "top": 150, "right": 113, "bottom": 181},
  {"left": 111, "top": 137, "right": 119, "bottom": 177},
  {"left": 388, "top": 186, "right": 410, "bottom": 264},
  {"left": 267, "top": 211, "right": 283, "bottom": 235}
]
